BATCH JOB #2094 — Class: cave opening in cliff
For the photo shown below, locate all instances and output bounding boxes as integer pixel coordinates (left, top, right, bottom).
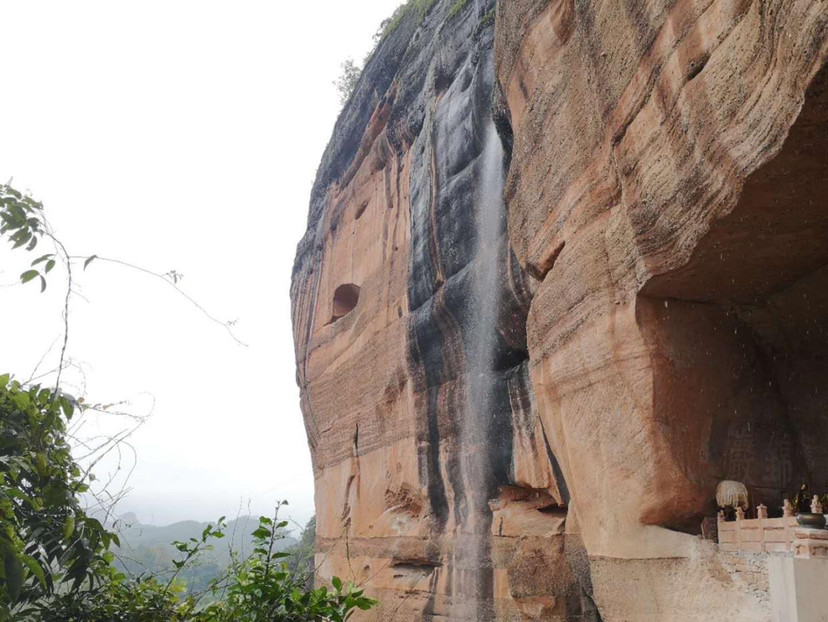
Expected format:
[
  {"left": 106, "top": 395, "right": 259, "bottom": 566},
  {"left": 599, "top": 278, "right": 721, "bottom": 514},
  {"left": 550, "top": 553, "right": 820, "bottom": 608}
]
[
  {"left": 330, "top": 283, "right": 360, "bottom": 323},
  {"left": 639, "top": 65, "right": 828, "bottom": 527}
]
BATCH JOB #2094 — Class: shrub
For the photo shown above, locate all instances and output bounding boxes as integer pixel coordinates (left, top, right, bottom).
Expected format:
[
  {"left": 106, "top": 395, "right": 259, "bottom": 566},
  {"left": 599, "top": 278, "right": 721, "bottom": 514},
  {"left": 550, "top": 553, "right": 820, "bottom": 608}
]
[
  {"left": 333, "top": 59, "right": 363, "bottom": 106},
  {"left": 446, "top": 0, "right": 470, "bottom": 21},
  {"left": 0, "top": 377, "right": 113, "bottom": 621},
  {"left": 380, "top": 0, "right": 437, "bottom": 40}
]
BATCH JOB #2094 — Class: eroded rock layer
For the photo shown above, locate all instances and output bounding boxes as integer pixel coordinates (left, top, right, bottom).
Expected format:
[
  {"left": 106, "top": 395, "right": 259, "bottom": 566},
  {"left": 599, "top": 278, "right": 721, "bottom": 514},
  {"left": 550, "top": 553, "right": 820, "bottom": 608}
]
[{"left": 293, "top": 0, "right": 828, "bottom": 619}]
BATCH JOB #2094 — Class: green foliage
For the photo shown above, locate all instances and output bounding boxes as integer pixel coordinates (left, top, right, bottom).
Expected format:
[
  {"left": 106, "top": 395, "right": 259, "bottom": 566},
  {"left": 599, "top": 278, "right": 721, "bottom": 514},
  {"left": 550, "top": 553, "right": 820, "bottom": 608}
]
[
  {"left": 0, "top": 380, "right": 376, "bottom": 621},
  {"left": 350, "top": 0, "right": 446, "bottom": 103},
  {"left": 446, "top": 0, "right": 470, "bottom": 21},
  {"left": 114, "top": 514, "right": 296, "bottom": 595},
  {"left": 40, "top": 517, "right": 227, "bottom": 621},
  {"left": 409, "top": 0, "right": 438, "bottom": 22},
  {"left": 0, "top": 377, "right": 113, "bottom": 621},
  {"left": 380, "top": 0, "right": 437, "bottom": 40},
  {"left": 333, "top": 59, "right": 363, "bottom": 106},
  {"left": 36, "top": 511, "right": 374, "bottom": 622},
  {"left": 0, "top": 184, "right": 52, "bottom": 292},
  {"left": 39, "top": 572, "right": 188, "bottom": 622},
  {"left": 199, "top": 510, "right": 374, "bottom": 622},
  {"left": 0, "top": 185, "right": 43, "bottom": 253},
  {"left": 286, "top": 515, "right": 315, "bottom": 590},
  {"left": 478, "top": 7, "right": 495, "bottom": 29}
]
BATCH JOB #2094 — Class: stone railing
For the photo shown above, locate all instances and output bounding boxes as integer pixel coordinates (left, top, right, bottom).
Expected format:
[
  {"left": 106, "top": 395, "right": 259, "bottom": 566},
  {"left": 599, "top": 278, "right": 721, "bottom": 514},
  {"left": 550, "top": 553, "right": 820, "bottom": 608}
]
[
  {"left": 717, "top": 505, "right": 799, "bottom": 553},
  {"left": 718, "top": 497, "right": 828, "bottom": 554}
]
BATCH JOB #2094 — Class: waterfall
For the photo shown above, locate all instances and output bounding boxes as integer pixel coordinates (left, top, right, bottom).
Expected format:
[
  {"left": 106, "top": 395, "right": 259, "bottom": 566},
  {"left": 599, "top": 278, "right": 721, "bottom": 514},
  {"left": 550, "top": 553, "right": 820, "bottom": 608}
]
[
  {"left": 452, "top": 121, "right": 506, "bottom": 620},
  {"left": 473, "top": 123, "right": 507, "bottom": 381}
]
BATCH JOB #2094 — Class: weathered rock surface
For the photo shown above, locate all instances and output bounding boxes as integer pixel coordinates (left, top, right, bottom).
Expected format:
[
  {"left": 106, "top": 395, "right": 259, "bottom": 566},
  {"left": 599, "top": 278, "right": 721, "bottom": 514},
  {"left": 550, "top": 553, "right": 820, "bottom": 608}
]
[
  {"left": 496, "top": 0, "right": 828, "bottom": 618},
  {"left": 293, "top": 0, "right": 828, "bottom": 619}
]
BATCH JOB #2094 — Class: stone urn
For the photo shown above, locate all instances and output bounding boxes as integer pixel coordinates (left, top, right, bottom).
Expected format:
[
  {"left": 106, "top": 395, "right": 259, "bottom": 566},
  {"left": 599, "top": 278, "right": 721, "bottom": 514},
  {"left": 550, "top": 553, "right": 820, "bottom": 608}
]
[{"left": 796, "top": 513, "right": 827, "bottom": 529}]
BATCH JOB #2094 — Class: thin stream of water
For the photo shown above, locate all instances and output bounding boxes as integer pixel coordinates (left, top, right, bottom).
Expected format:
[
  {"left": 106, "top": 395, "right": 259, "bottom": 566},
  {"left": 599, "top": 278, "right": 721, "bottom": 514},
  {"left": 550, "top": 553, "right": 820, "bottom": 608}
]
[{"left": 452, "top": 121, "right": 505, "bottom": 620}]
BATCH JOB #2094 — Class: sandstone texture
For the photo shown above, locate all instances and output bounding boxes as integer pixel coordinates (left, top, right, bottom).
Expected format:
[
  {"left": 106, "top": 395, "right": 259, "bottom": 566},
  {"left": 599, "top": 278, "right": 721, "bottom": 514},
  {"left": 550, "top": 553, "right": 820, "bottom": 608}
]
[{"left": 293, "top": 0, "right": 828, "bottom": 619}]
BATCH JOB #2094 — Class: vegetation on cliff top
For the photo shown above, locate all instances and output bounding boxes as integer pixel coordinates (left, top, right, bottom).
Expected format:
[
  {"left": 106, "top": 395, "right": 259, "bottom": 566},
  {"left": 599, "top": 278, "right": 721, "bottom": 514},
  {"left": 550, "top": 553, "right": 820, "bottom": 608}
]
[
  {"left": 446, "top": 0, "right": 470, "bottom": 21},
  {"left": 333, "top": 0, "right": 442, "bottom": 107},
  {"left": 381, "top": 0, "right": 437, "bottom": 39},
  {"left": 333, "top": 58, "right": 363, "bottom": 105}
]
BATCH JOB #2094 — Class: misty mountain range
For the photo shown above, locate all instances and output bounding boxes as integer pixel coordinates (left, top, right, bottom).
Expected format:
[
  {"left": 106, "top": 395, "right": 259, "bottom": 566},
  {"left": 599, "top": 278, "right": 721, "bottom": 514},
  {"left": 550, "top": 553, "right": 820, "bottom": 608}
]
[{"left": 112, "top": 513, "right": 298, "bottom": 593}]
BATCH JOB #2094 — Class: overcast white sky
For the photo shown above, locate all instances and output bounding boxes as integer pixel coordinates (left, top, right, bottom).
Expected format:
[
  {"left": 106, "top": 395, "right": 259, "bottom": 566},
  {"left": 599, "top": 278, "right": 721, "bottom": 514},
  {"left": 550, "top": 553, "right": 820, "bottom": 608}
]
[{"left": 0, "top": 0, "right": 400, "bottom": 530}]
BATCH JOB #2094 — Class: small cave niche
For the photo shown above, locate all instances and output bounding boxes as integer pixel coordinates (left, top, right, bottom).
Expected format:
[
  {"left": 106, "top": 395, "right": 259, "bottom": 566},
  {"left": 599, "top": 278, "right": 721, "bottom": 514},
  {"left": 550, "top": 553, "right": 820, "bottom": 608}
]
[{"left": 329, "top": 284, "right": 361, "bottom": 324}]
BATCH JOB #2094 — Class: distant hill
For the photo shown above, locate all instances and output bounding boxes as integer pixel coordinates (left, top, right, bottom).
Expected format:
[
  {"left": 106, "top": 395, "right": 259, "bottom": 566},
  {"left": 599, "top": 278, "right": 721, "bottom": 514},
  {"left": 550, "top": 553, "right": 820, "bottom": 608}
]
[{"left": 111, "top": 513, "right": 298, "bottom": 593}]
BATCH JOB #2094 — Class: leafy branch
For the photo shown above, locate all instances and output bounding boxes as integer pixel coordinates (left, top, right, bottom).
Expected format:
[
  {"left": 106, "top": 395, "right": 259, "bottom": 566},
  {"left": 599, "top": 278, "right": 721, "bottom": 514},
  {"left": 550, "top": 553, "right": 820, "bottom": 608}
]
[{"left": 168, "top": 518, "right": 227, "bottom": 592}]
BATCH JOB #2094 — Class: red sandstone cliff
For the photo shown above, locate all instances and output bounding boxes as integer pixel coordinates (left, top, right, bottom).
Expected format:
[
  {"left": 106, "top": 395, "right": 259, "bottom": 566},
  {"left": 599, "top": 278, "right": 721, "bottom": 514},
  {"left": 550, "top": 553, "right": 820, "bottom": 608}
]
[{"left": 293, "top": 0, "right": 828, "bottom": 619}]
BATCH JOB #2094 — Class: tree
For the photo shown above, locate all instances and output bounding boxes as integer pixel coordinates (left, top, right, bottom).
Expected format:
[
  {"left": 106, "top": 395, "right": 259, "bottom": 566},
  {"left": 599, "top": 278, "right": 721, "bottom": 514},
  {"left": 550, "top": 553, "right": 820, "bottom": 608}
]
[
  {"left": 198, "top": 509, "right": 372, "bottom": 622},
  {"left": 0, "top": 377, "right": 113, "bottom": 620},
  {"left": 0, "top": 184, "right": 109, "bottom": 619},
  {"left": 333, "top": 59, "right": 361, "bottom": 106}
]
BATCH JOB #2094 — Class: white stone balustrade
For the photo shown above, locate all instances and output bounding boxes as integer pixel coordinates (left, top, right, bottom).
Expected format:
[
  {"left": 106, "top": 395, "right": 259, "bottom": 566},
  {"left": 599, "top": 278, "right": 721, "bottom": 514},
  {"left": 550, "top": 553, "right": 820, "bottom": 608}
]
[{"left": 718, "top": 504, "right": 801, "bottom": 553}]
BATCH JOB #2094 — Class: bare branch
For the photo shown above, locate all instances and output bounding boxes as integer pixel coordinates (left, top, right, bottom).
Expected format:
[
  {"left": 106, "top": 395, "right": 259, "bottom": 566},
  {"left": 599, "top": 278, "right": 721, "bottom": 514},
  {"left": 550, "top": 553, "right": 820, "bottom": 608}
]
[{"left": 69, "top": 254, "right": 248, "bottom": 346}]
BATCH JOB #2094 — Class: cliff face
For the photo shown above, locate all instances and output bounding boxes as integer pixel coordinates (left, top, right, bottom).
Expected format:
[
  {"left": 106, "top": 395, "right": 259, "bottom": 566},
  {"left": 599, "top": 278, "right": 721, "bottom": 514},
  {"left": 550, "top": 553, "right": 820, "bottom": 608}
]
[
  {"left": 292, "top": 0, "right": 828, "bottom": 619},
  {"left": 292, "top": 3, "right": 591, "bottom": 617},
  {"left": 496, "top": 0, "right": 828, "bottom": 617}
]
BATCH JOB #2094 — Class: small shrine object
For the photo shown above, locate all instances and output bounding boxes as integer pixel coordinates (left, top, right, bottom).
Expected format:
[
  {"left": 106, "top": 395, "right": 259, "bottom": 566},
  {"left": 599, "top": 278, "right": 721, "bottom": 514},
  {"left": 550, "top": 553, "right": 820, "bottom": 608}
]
[
  {"left": 757, "top": 504, "right": 768, "bottom": 519},
  {"left": 716, "top": 480, "right": 749, "bottom": 511},
  {"left": 811, "top": 495, "right": 823, "bottom": 515},
  {"left": 783, "top": 499, "right": 795, "bottom": 517},
  {"left": 795, "top": 483, "right": 812, "bottom": 514},
  {"left": 735, "top": 506, "right": 745, "bottom": 521},
  {"left": 795, "top": 495, "right": 826, "bottom": 529}
]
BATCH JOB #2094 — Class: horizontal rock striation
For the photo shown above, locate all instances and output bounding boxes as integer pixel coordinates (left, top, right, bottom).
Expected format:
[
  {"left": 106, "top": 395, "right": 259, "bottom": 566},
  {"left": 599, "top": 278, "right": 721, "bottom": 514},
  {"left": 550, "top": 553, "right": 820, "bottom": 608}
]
[{"left": 293, "top": 0, "right": 828, "bottom": 619}]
